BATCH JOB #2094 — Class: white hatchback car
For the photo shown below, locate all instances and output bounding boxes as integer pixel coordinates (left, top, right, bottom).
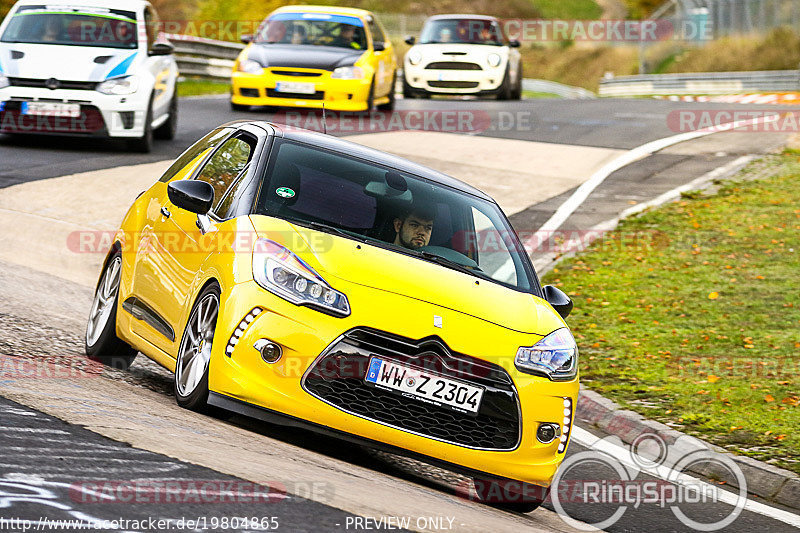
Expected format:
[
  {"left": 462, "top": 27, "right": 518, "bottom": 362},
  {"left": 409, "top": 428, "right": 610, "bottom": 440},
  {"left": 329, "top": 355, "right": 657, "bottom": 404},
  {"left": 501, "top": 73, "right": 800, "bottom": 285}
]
[
  {"left": 403, "top": 14, "right": 522, "bottom": 100},
  {"left": 0, "top": 0, "right": 178, "bottom": 152}
]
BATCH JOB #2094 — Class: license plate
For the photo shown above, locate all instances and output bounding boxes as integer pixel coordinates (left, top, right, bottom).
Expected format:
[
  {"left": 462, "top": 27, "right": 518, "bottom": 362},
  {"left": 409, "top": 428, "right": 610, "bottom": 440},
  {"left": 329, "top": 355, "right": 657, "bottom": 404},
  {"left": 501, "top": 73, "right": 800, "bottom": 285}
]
[
  {"left": 365, "top": 357, "right": 484, "bottom": 414},
  {"left": 275, "top": 81, "right": 315, "bottom": 94},
  {"left": 21, "top": 102, "right": 80, "bottom": 118}
]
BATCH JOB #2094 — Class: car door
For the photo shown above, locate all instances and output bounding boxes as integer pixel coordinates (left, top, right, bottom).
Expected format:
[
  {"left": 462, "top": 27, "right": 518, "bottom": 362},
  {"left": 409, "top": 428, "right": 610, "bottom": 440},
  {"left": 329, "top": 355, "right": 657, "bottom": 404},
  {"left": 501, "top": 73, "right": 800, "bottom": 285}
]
[
  {"left": 157, "top": 131, "right": 260, "bottom": 356},
  {"left": 367, "top": 15, "right": 395, "bottom": 98},
  {"left": 128, "top": 127, "right": 234, "bottom": 353}
]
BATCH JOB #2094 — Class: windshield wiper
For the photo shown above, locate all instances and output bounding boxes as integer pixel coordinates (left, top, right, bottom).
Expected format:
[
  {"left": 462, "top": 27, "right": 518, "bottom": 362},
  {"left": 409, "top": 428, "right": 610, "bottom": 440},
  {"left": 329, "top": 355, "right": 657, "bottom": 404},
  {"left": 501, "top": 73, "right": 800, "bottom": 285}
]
[
  {"left": 284, "top": 218, "right": 367, "bottom": 242},
  {"left": 415, "top": 250, "right": 490, "bottom": 281}
]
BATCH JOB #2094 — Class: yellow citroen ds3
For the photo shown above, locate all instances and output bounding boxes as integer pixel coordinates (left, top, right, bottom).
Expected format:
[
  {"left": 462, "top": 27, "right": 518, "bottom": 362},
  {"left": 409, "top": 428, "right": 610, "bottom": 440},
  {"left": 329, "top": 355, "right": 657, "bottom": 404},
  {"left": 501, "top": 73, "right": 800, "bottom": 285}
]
[
  {"left": 85, "top": 121, "right": 578, "bottom": 512},
  {"left": 230, "top": 6, "right": 397, "bottom": 112}
]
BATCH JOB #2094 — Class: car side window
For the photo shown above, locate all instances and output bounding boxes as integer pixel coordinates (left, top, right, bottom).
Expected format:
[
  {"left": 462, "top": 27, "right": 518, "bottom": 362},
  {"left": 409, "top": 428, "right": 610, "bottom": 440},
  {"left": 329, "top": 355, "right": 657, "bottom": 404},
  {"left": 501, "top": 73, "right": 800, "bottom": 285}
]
[
  {"left": 195, "top": 135, "right": 255, "bottom": 215},
  {"left": 367, "top": 17, "right": 386, "bottom": 46},
  {"left": 158, "top": 128, "right": 232, "bottom": 183},
  {"left": 215, "top": 163, "right": 251, "bottom": 220}
]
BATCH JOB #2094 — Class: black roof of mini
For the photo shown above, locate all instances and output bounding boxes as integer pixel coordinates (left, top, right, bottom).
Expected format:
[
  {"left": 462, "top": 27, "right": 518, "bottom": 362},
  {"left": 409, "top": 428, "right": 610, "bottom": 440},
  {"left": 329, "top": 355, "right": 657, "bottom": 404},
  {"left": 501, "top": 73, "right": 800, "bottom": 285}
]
[{"left": 227, "top": 120, "right": 494, "bottom": 202}]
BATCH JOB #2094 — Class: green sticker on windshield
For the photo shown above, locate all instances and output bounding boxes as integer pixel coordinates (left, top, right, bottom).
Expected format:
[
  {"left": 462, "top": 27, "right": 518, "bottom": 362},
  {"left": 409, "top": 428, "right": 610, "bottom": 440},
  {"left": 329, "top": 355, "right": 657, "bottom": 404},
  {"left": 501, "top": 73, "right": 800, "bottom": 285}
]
[{"left": 276, "top": 187, "right": 295, "bottom": 199}]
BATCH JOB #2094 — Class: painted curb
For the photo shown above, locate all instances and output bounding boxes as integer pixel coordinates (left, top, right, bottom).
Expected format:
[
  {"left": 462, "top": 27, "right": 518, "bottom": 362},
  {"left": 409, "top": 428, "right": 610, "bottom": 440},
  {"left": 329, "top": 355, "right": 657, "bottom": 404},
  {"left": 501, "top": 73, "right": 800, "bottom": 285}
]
[{"left": 577, "top": 387, "right": 800, "bottom": 511}]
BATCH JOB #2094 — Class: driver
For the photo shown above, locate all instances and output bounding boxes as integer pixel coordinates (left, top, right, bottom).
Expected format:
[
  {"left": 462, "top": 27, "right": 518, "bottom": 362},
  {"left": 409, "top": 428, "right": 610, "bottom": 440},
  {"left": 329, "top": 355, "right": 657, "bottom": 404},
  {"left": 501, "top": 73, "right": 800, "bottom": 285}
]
[
  {"left": 393, "top": 206, "right": 435, "bottom": 250},
  {"left": 333, "top": 24, "right": 362, "bottom": 49}
]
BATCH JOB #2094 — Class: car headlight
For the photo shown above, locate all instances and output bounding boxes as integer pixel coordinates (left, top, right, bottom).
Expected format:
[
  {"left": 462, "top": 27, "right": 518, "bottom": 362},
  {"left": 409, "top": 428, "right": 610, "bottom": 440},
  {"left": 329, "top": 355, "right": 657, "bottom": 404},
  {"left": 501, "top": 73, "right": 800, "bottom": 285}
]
[
  {"left": 253, "top": 238, "right": 350, "bottom": 317},
  {"left": 487, "top": 53, "right": 502, "bottom": 67},
  {"left": 96, "top": 75, "right": 139, "bottom": 95},
  {"left": 237, "top": 59, "right": 264, "bottom": 75},
  {"left": 407, "top": 50, "right": 422, "bottom": 65},
  {"left": 0, "top": 73, "right": 9, "bottom": 90},
  {"left": 515, "top": 328, "right": 578, "bottom": 381},
  {"left": 331, "top": 66, "right": 364, "bottom": 79}
]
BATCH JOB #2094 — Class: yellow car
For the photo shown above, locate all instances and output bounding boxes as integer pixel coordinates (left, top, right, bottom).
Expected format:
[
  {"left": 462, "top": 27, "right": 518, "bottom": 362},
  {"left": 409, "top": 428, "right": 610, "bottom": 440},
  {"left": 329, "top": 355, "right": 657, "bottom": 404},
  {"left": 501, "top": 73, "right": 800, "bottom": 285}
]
[
  {"left": 85, "top": 121, "right": 579, "bottom": 512},
  {"left": 231, "top": 6, "right": 397, "bottom": 112}
]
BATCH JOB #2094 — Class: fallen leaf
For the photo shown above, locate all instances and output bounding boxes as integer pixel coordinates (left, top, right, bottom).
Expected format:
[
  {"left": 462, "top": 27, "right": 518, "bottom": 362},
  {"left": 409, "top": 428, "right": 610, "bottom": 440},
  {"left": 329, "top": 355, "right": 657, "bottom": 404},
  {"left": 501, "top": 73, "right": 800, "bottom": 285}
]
[
  {"left": 765, "top": 394, "right": 775, "bottom": 403},
  {"left": 708, "top": 292, "right": 720, "bottom": 300},
  {"left": 707, "top": 375, "right": 721, "bottom": 383}
]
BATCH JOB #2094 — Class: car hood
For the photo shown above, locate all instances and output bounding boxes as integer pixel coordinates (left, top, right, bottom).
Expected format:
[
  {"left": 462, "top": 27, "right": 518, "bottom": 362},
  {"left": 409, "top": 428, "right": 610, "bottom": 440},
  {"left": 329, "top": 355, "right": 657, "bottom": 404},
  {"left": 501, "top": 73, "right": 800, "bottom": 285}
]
[
  {"left": 250, "top": 216, "right": 565, "bottom": 335},
  {"left": 409, "top": 42, "right": 508, "bottom": 61},
  {"left": 0, "top": 43, "right": 140, "bottom": 81},
  {"left": 246, "top": 44, "right": 364, "bottom": 71}
]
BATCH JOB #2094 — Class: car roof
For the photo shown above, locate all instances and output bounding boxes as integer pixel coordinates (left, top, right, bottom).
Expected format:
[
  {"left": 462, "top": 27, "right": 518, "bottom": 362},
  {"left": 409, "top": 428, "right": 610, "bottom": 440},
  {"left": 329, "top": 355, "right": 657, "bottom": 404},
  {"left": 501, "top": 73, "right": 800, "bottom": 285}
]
[
  {"left": 12, "top": 0, "right": 150, "bottom": 9},
  {"left": 229, "top": 121, "right": 493, "bottom": 202},
  {"left": 270, "top": 5, "right": 374, "bottom": 19},
  {"left": 426, "top": 14, "right": 499, "bottom": 22}
]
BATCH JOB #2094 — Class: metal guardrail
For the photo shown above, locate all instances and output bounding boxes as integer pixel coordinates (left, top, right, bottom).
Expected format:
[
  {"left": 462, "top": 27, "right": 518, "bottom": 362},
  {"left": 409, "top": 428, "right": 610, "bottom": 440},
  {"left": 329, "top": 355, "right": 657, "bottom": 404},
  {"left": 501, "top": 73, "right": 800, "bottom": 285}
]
[
  {"left": 522, "top": 79, "right": 595, "bottom": 99},
  {"left": 168, "top": 34, "right": 243, "bottom": 81},
  {"left": 599, "top": 70, "right": 800, "bottom": 97},
  {"left": 167, "top": 34, "right": 597, "bottom": 99}
]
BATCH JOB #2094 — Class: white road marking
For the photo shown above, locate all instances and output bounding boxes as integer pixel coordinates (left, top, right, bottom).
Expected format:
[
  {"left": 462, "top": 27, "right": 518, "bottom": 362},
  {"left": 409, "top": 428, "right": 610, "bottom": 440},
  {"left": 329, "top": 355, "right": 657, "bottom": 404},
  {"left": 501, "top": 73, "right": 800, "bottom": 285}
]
[
  {"left": 571, "top": 427, "right": 800, "bottom": 528},
  {"left": 497, "top": 113, "right": 782, "bottom": 281}
]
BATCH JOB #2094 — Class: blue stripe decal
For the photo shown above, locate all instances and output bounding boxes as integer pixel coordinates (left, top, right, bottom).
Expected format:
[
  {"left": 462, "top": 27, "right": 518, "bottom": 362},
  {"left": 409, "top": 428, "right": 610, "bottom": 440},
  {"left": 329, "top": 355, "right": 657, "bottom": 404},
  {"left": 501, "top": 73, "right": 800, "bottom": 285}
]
[
  {"left": 105, "top": 52, "right": 137, "bottom": 80},
  {"left": 269, "top": 13, "right": 364, "bottom": 27}
]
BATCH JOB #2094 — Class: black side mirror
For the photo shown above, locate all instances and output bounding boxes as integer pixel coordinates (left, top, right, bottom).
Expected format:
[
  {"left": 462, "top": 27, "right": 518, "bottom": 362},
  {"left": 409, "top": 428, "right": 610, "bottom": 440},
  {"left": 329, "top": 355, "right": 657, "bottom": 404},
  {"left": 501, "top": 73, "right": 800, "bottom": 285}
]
[
  {"left": 404, "top": 35, "right": 415, "bottom": 45},
  {"left": 241, "top": 34, "right": 253, "bottom": 44},
  {"left": 168, "top": 180, "right": 214, "bottom": 215},
  {"left": 373, "top": 41, "right": 385, "bottom": 52},
  {"left": 509, "top": 39, "right": 521, "bottom": 48},
  {"left": 543, "top": 285, "right": 573, "bottom": 319},
  {"left": 149, "top": 42, "right": 174, "bottom": 56}
]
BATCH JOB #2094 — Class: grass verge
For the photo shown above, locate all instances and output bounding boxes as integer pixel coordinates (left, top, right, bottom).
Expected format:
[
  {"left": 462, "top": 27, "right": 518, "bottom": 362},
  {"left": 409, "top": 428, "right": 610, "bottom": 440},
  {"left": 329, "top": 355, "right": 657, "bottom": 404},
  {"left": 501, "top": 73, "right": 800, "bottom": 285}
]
[
  {"left": 543, "top": 152, "right": 800, "bottom": 474},
  {"left": 178, "top": 78, "right": 231, "bottom": 97}
]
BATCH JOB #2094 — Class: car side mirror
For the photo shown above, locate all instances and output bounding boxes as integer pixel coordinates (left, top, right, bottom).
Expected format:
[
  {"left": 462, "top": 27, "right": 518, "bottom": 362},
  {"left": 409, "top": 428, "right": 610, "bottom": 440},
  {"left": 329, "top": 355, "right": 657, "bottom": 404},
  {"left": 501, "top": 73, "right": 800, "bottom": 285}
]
[
  {"left": 373, "top": 41, "right": 386, "bottom": 52},
  {"left": 404, "top": 35, "right": 415, "bottom": 45},
  {"left": 543, "top": 285, "right": 573, "bottom": 319},
  {"left": 509, "top": 39, "right": 521, "bottom": 48},
  {"left": 149, "top": 42, "right": 174, "bottom": 56},
  {"left": 241, "top": 34, "right": 253, "bottom": 44},
  {"left": 168, "top": 180, "right": 214, "bottom": 215}
]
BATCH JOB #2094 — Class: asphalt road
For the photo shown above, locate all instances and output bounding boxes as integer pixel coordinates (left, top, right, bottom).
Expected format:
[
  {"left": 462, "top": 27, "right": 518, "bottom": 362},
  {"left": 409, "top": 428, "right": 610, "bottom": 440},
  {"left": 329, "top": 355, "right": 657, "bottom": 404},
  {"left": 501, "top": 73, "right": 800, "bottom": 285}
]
[{"left": 1, "top": 96, "right": 796, "bottom": 187}]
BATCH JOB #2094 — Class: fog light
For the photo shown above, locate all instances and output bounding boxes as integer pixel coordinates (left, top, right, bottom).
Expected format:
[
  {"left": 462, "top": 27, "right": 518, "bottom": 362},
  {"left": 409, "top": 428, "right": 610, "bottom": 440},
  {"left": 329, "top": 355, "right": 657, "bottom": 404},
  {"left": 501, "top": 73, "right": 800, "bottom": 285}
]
[
  {"left": 537, "top": 423, "right": 561, "bottom": 444},
  {"left": 254, "top": 339, "right": 282, "bottom": 363}
]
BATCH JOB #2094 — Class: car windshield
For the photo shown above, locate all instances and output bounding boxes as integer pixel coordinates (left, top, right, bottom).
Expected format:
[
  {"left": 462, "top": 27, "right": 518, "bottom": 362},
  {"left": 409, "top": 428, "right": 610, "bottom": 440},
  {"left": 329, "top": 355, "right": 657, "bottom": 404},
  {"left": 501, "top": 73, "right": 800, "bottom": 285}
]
[
  {"left": 419, "top": 18, "right": 504, "bottom": 45},
  {"left": 254, "top": 13, "right": 367, "bottom": 50},
  {"left": 0, "top": 5, "right": 137, "bottom": 49},
  {"left": 256, "top": 140, "right": 536, "bottom": 293}
]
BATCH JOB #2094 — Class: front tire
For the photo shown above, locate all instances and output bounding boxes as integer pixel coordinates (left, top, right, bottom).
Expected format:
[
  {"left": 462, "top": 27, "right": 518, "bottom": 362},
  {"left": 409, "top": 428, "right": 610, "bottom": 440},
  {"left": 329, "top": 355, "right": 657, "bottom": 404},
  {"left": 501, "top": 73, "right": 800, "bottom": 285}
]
[
  {"left": 154, "top": 93, "right": 178, "bottom": 140},
  {"left": 127, "top": 97, "right": 153, "bottom": 153},
  {"left": 174, "top": 283, "right": 220, "bottom": 412},
  {"left": 471, "top": 478, "right": 550, "bottom": 513},
  {"left": 511, "top": 64, "right": 523, "bottom": 100},
  {"left": 85, "top": 253, "right": 137, "bottom": 370},
  {"left": 378, "top": 73, "right": 396, "bottom": 111},
  {"left": 497, "top": 66, "right": 512, "bottom": 101}
]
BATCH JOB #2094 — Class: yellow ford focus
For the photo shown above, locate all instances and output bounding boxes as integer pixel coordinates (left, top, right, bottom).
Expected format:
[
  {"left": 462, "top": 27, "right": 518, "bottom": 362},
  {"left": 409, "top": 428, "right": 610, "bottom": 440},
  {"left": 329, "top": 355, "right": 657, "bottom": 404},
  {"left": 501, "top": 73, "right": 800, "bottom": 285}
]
[
  {"left": 231, "top": 6, "right": 397, "bottom": 112},
  {"left": 85, "top": 121, "right": 578, "bottom": 511}
]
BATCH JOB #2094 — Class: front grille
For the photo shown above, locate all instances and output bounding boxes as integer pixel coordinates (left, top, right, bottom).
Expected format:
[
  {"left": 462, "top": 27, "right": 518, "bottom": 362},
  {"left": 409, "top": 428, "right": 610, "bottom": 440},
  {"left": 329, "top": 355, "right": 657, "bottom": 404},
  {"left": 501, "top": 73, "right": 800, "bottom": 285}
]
[
  {"left": 0, "top": 101, "right": 106, "bottom": 134},
  {"left": 271, "top": 70, "right": 323, "bottom": 78},
  {"left": 426, "top": 62, "right": 482, "bottom": 71},
  {"left": 8, "top": 77, "right": 97, "bottom": 90},
  {"left": 428, "top": 81, "right": 480, "bottom": 89},
  {"left": 240, "top": 88, "right": 260, "bottom": 97},
  {"left": 266, "top": 89, "right": 325, "bottom": 100},
  {"left": 303, "top": 328, "right": 521, "bottom": 450}
]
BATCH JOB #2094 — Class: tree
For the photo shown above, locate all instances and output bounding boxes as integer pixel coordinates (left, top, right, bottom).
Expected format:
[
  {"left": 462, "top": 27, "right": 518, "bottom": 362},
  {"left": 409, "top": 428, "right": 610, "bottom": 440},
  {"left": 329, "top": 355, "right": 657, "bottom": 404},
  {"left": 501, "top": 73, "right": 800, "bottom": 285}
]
[{"left": 1, "top": 0, "right": 17, "bottom": 19}]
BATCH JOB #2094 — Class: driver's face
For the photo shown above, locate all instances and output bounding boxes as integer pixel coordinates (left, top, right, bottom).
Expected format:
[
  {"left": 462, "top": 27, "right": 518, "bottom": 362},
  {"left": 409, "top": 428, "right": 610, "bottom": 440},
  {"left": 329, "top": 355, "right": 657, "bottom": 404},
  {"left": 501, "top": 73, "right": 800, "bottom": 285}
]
[{"left": 394, "top": 215, "right": 433, "bottom": 250}]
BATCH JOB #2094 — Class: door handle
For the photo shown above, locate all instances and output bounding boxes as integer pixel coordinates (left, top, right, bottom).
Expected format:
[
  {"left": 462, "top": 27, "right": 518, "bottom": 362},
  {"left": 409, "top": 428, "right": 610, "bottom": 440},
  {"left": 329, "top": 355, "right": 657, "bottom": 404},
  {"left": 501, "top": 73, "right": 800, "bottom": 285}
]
[{"left": 160, "top": 206, "right": 171, "bottom": 218}]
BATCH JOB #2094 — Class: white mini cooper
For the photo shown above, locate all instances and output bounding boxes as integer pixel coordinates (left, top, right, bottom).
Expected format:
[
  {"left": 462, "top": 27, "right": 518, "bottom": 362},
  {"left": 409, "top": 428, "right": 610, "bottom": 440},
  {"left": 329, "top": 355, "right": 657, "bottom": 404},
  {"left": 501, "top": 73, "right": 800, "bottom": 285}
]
[{"left": 402, "top": 14, "right": 522, "bottom": 100}]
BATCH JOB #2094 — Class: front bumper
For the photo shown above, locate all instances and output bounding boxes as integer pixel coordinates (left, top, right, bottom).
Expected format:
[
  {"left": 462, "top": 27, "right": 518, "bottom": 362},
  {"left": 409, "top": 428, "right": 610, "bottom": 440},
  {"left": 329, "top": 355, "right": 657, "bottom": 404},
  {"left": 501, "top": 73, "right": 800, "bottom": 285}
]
[
  {"left": 209, "top": 278, "right": 579, "bottom": 487},
  {"left": 231, "top": 70, "right": 373, "bottom": 111},
  {"left": 404, "top": 63, "right": 506, "bottom": 95},
  {"left": 0, "top": 86, "right": 150, "bottom": 137}
]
